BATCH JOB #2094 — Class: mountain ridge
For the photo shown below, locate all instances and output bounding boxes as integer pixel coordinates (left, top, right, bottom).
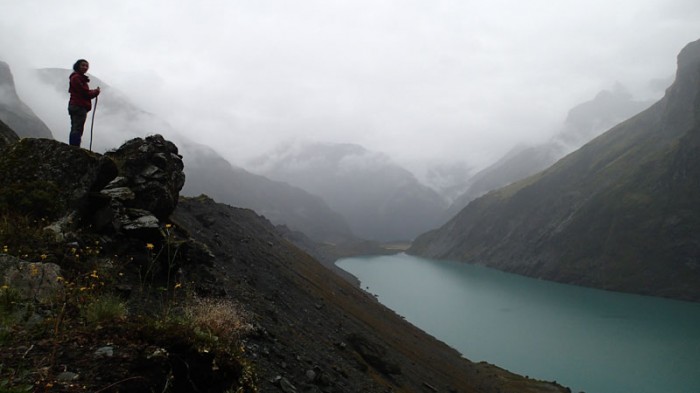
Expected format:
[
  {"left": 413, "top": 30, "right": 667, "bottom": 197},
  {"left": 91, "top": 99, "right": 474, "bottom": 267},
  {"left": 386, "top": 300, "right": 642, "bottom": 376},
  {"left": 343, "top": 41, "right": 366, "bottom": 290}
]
[
  {"left": 409, "top": 38, "right": 700, "bottom": 302},
  {"left": 442, "top": 85, "right": 656, "bottom": 223}
]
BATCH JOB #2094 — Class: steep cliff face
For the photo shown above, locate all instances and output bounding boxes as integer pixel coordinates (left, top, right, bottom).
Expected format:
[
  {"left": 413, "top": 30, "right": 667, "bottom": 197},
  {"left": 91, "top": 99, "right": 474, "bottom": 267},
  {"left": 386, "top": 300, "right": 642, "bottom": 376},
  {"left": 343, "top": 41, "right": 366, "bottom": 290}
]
[
  {"left": 0, "top": 61, "right": 54, "bottom": 139},
  {"left": 410, "top": 38, "right": 700, "bottom": 302}
]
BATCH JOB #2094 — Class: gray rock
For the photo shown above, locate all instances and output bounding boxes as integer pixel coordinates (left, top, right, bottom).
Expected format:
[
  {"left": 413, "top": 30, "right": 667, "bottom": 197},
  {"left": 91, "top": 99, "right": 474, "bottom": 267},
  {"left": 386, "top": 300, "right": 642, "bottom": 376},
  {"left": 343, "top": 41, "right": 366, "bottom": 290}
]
[
  {"left": 94, "top": 346, "right": 114, "bottom": 358},
  {"left": 105, "top": 134, "right": 185, "bottom": 219},
  {"left": 43, "top": 213, "right": 78, "bottom": 243},
  {"left": 2, "top": 259, "right": 63, "bottom": 302},
  {"left": 105, "top": 176, "right": 129, "bottom": 188},
  {"left": 305, "top": 369, "right": 316, "bottom": 382},
  {"left": 57, "top": 371, "right": 79, "bottom": 382},
  {"left": 100, "top": 186, "right": 136, "bottom": 201},
  {"left": 122, "top": 213, "right": 159, "bottom": 231},
  {"left": 279, "top": 377, "right": 297, "bottom": 393}
]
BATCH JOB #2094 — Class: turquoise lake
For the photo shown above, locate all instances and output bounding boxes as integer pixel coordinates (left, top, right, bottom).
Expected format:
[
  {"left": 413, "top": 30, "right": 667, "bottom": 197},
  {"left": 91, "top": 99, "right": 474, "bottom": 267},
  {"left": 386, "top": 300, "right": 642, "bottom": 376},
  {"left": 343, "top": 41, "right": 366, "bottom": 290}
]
[{"left": 335, "top": 253, "right": 700, "bottom": 393}]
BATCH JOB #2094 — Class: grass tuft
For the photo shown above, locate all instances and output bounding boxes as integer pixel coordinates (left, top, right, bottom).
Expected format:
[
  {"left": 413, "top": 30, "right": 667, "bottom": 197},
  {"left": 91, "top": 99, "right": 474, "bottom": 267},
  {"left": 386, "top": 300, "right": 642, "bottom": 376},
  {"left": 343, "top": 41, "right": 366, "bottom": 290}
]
[{"left": 82, "top": 293, "right": 128, "bottom": 326}]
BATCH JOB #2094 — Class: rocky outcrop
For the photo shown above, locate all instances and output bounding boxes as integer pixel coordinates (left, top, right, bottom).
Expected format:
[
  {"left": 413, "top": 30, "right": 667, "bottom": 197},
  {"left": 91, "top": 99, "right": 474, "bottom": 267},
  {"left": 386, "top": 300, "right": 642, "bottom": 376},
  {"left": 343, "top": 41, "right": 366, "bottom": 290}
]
[
  {"left": 0, "top": 134, "right": 184, "bottom": 242},
  {"left": 409, "top": 38, "right": 700, "bottom": 302},
  {"left": 0, "top": 138, "right": 117, "bottom": 218},
  {"left": 104, "top": 135, "right": 185, "bottom": 219}
]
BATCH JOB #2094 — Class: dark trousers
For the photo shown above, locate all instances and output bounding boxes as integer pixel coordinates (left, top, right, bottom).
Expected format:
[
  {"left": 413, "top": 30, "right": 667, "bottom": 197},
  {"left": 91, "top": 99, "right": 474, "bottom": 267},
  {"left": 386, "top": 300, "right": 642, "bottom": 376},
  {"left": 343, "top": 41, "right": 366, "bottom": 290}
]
[{"left": 68, "top": 105, "right": 88, "bottom": 146}]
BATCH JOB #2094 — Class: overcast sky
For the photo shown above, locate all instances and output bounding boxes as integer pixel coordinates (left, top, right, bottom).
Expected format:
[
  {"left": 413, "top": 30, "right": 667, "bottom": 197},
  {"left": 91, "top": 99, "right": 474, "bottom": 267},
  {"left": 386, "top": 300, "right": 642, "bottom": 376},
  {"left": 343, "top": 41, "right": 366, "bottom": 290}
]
[{"left": 1, "top": 0, "right": 699, "bottom": 174}]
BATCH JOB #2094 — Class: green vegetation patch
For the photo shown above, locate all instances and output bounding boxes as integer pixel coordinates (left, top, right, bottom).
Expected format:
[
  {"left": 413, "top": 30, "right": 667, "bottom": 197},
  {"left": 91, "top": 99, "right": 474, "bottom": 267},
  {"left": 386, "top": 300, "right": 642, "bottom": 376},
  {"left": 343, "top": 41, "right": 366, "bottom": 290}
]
[{"left": 0, "top": 180, "right": 63, "bottom": 219}]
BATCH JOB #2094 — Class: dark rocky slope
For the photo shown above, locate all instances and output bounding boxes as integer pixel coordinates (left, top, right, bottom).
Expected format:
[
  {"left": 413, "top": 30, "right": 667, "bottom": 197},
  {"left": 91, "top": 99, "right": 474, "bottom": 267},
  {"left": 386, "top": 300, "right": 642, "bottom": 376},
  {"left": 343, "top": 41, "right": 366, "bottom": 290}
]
[
  {"left": 173, "top": 196, "right": 566, "bottom": 393},
  {"left": 0, "top": 132, "right": 567, "bottom": 392},
  {"left": 409, "top": 39, "right": 700, "bottom": 302}
]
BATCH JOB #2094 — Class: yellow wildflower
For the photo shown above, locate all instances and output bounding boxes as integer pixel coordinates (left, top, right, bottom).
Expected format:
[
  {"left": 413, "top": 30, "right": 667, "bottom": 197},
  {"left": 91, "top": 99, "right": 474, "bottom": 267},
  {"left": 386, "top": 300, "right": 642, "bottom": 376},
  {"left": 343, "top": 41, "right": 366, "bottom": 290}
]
[
  {"left": 146, "top": 243, "right": 155, "bottom": 250},
  {"left": 174, "top": 282, "right": 182, "bottom": 289}
]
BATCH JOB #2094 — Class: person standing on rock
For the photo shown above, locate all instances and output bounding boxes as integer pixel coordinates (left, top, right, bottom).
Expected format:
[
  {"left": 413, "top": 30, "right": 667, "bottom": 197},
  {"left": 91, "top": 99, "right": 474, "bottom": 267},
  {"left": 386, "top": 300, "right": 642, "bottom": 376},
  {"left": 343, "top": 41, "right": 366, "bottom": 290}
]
[{"left": 68, "top": 59, "right": 100, "bottom": 147}]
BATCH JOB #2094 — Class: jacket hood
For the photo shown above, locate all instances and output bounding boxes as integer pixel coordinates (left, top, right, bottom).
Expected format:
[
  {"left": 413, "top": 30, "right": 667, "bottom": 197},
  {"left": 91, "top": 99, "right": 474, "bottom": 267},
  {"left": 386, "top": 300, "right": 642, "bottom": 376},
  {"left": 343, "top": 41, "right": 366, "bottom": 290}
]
[{"left": 69, "top": 71, "right": 90, "bottom": 82}]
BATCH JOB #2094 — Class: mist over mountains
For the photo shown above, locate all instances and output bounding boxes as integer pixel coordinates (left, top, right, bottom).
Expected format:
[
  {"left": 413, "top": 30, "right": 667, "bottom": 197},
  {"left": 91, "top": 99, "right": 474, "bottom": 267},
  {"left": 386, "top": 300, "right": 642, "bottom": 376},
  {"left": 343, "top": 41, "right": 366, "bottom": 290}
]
[
  {"left": 2, "top": 57, "right": 671, "bottom": 246},
  {"left": 442, "top": 84, "right": 657, "bottom": 222},
  {"left": 410, "top": 38, "right": 700, "bottom": 302},
  {"left": 249, "top": 141, "right": 448, "bottom": 241},
  {"left": 0, "top": 54, "right": 677, "bottom": 249},
  {"left": 7, "top": 67, "right": 354, "bottom": 244}
]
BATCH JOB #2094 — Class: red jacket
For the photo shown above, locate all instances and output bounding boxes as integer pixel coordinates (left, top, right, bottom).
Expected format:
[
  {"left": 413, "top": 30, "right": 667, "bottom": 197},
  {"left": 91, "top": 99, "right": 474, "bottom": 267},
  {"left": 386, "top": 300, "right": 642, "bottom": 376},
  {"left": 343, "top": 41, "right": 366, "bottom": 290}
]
[{"left": 68, "top": 72, "right": 99, "bottom": 111}]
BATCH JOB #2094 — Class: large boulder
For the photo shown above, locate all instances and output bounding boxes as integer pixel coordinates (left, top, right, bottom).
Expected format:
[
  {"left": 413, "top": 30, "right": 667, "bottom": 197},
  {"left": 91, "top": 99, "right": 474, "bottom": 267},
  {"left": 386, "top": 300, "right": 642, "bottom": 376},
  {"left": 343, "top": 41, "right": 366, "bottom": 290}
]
[
  {"left": 0, "top": 135, "right": 185, "bottom": 242},
  {"left": 105, "top": 134, "right": 185, "bottom": 219}
]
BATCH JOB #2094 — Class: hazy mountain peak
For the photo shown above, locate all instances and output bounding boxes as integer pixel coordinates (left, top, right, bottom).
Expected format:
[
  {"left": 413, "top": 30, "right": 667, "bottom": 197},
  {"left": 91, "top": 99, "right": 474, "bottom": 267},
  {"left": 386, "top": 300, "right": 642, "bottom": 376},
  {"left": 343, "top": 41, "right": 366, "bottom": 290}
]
[
  {"left": 0, "top": 61, "right": 20, "bottom": 103},
  {"left": 0, "top": 61, "right": 53, "bottom": 139},
  {"left": 251, "top": 140, "right": 447, "bottom": 241}
]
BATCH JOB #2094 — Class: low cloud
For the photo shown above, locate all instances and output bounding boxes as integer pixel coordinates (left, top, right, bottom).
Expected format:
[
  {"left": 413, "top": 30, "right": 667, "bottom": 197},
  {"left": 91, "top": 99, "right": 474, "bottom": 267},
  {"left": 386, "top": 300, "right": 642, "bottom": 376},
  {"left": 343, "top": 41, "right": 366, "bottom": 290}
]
[{"left": 2, "top": 0, "right": 699, "bottom": 173}]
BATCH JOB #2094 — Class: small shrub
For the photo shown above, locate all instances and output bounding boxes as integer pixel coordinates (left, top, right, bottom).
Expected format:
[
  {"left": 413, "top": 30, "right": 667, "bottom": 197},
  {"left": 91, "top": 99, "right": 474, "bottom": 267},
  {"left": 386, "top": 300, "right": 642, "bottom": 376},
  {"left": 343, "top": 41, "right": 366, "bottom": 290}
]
[
  {"left": 82, "top": 294, "right": 127, "bottom": 326},
  {"left": 184, "top": 298, "right": 250, "bottom": 343},
  {"left": 0, "top": 286, "right": 21, "bottom": 314}
]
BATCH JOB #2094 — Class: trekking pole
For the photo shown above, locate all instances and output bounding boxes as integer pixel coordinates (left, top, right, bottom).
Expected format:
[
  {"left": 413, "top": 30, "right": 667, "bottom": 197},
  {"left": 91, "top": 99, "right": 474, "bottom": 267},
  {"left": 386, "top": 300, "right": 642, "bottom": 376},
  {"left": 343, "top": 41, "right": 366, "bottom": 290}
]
[{"left": 89, "top": 94, "right": 98, "bottom": 151}]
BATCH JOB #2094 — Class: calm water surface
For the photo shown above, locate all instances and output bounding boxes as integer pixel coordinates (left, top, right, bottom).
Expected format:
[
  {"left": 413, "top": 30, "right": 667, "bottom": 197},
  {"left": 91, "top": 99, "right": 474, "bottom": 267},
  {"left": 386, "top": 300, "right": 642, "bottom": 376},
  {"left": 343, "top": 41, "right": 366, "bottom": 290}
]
[{"left": 336, "top": 253, "right": 700, "bottom": 393}]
